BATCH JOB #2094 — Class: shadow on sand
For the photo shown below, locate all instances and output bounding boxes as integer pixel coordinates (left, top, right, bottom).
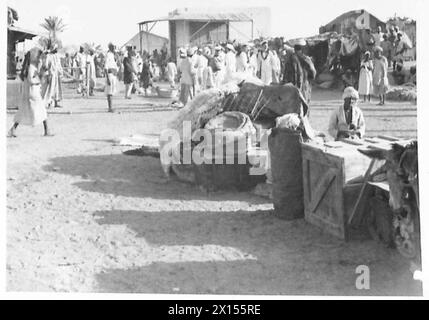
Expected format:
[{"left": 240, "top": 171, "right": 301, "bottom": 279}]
[
  {"left": 42, "top": 154, "right": 269, "bottom": 202},
  {"left": 92, "top": 209, "right": 422, "bottom": 296}
]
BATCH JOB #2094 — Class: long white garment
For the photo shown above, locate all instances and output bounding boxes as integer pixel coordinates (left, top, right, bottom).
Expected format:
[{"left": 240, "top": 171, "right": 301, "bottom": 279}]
[
  {"left": 167, "top": 62, "right": 177, "bottom": 86},
  {"left": 104, "top": 51, "right": 118, "bottom": 95},
  {"left": 86, "top": 54, "right": 97, "bottom": 87},
  {"left": 15, "top": 64, "right": 47, "bottom": 126},
  {"left": 258, "top": 51, "right": 275, "bottom": 85},
  {"left": 236, "top": 51, "right": 249, "bottom": 73},
  {"left": 271, "top": 52, "right": 281, "bottom": 83},
  {"left": 249, "top": 53, "right": 258, "bottom": 77},
  {"left": 358, "top": 60, "right": 373, "bottom": 95},
  {"left": 197, "top": 54, "right": 208, "bottom": 88},
  {"left": 224, "top": 51, "right": 236, "bottom": 83}
]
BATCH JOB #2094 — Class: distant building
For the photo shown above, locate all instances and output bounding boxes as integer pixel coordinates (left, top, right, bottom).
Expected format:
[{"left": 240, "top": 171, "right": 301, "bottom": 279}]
[
  {"left": 320, "top": 9, "right": 386, "bottom": 34},
  {"left": 121, "top": 31, "right": 169, "bottom": 55},
  {"left": 138, "top": 7, "right": 271, "bottom": 60}
]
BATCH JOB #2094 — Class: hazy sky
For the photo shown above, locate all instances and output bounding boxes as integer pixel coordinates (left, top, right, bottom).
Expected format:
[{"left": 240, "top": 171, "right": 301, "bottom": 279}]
[{"left": 7, "top": 0, "right": 419, "bottom": 48}]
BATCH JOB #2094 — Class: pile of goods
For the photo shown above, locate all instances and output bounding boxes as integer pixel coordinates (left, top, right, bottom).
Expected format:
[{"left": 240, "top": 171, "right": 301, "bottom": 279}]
[
  {"left": 386, "top": 84, "right": 417, "bottom": 103},
  {"left": 159, "top": 80, "right": 316, "bottom": 191}
]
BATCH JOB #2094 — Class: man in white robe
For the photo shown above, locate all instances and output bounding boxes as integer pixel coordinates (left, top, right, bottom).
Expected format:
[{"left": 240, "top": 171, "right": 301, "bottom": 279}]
[{"left": 328, "top": 87, "right": 365, "bottom": 140}]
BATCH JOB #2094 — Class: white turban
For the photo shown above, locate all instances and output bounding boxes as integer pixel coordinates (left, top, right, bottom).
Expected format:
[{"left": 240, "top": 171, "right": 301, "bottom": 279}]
[{"left": 342, "top": 86, "right": 359, "bottom": 100}]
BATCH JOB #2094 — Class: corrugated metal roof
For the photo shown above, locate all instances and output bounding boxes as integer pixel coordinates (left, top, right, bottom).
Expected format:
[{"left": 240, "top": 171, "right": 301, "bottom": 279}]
[{"left": 139, "top": 12, "right": 253, "bottom": 25}]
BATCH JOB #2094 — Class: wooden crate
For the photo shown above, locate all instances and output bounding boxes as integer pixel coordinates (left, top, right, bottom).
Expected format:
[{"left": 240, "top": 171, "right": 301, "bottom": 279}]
[{"left": 301, "top": 142, "right": 376, "bottom": 240}]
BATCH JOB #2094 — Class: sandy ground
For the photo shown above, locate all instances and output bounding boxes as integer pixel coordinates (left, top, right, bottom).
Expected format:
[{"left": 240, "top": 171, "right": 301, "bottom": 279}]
[{"left": 6, "top": 81, "right": 421, "bottom": 295}]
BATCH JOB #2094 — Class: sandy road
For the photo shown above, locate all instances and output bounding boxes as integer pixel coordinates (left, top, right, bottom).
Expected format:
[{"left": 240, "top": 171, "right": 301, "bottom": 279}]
[{"left": 6, "top": 83, "right": 420, "bottom": 294}]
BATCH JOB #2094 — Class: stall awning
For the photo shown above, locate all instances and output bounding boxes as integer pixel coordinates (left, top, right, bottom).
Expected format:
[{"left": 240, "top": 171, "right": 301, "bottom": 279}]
[{"left": 8, "top": 26, "right": 40, "bottom": 43}]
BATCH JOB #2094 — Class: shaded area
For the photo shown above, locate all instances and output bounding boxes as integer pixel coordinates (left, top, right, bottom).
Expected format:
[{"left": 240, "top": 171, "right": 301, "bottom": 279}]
[
  {"left": 42, "top": 154, "right": 269, "bottom": 203},
  {"left": 93, "top": 209, "right": 422, "bottom": 295}
]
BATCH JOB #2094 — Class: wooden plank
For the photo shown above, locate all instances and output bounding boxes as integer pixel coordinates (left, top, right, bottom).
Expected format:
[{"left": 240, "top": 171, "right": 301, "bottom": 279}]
[
  {"left": 305, "top": 211, "right": 346, "bottom": 240},
  {"left": 301, "top": 144, "right": 343, "bottom": 170},
  {"left": 348, "top": 159, "right": 376, "bottom": 226},
  {"left": 309, "top": 168, "right": 337, "bottom": 213},
  {"left": 377, "top": 135, "right": 400, "bottom": 142},
  {"left": 339, "top": 138, "right": 364, "bottom": 146}
]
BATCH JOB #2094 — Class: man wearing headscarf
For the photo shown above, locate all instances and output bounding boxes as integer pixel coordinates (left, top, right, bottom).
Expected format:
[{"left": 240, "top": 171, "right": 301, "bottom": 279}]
[
  {"left": 86, "top": 49, "right": 97, "bottom": 96},
  {"left": 104, "top": 43, "right": 118, "bottom": 112},
  {"left": 257, "top": 40, "right": 275, "bottom": 85},
  {"left": 328, "top": 86, "right": 365, "bottom": 140},
  {"left": 210, "top": 46, "right": 225, "bottom": 88},
  {"left": 195, "top": 48, "right": 208, "bottom": 90},
  {"left": 177, "top": 48, "right": 197, "bottom": 106},
  {"left": 236, "top": 44, "right": 249, "bottom": 74},
  {"left": 42, "top": 43, "right": 63, "bottom": 108},
  {"left": 224, "top": 43, "right": 237, "bottom": 83},
  {"left": 373, "top": 46, "right": 389, "bottom": 106},
  {"left": 373, "top": 26, "right": 384, "bottom": 47},
  {"left": 284, "top": 39, "right": 316, "bottom": 103}
]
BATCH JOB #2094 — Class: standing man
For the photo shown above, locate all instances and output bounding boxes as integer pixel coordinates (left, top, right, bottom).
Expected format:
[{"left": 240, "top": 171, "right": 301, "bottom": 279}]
[
  {"left": 271, "top": 49, "right": 281, "bottom": 84},
  {"left": 257, "top": 40, "right": 275, "bottom": 85},
  {"left": 380, "top": 34, "right": 393, "bottom": 68},
  {"left": 284, "top": 39, "right": 316, "bottom": 103},
  {"left": 104, "top": 43, "right": 118, "bottom": 112},
  {"left": 178, "top": 48, "right": 197, "bottom": 106},
  {"left": 372, "top": 46, "right": 389, "bottom": 106},
  {"left": 236, "top": 44, "right": 249, "bottom": 74},
  {"left": 123, "top": 50, "right": 137, "bottom": 99},
  {"left": 210, "top": 46, "right": 225, "bottom": 88},
  {"left": 196, "top": 48, "right": 208, "bottom": 90},
  {"left": 373, "top": 26, "right": 384, "bottom": 47},
  {"left": 86, "top": 49, "right": 97, "bottom": 96},
  {"left": 43, "top": 43, "right": 63, "bottom": 108},
  {"left": 224, "top": 43, "right": 237, "bottom": 83},
  {"left": 393, "top": 32, "right": 407, "bottom": 71},
  {"left": 76, "top": 46, "right": 86, "bottom": 95},
  {"left": 328, "top": 86, "right": 365, "bottom": 140}
]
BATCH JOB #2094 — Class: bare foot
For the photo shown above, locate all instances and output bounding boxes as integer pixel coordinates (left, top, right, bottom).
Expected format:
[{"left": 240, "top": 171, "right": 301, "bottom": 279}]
[
  {"left": 7, "top": 132, "right": 17, "bottom": 138},
  {"left": 44, "top": 132, "right": 55, "bottom": 137}
]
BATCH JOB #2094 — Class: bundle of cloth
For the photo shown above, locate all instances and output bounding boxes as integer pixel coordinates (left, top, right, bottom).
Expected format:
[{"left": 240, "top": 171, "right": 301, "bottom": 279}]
[{"left": 159, "top": 80, "right": 317, "bottom": 180}]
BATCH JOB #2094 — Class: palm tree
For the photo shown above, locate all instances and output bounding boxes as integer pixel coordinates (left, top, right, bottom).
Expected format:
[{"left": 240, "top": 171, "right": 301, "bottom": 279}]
[{"left": 40, "top": 16, "right": 67, "bottom": 48}]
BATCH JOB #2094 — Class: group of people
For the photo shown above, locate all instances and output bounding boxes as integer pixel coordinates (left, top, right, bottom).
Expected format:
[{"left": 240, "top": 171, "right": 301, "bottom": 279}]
[
  {"left": 356, "top": 25, "right": 413, "bottom": 106},
  {"left": 357, "top": 46, "right": 389, "bottom": 105},
  {"left": 121, "top": 48, "right": 155, "bottom": 99},
  {"left": 174, "top": 38, "right": 316, "bottom": 106}
]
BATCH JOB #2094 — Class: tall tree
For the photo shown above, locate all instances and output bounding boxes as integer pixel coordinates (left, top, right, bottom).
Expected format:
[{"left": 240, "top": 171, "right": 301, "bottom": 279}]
[{"left": 40, "top": 16, "right": 67, "bottom": 48}]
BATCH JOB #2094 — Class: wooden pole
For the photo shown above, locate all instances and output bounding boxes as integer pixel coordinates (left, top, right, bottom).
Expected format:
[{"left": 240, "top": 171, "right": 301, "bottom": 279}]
[{"left": 139, "top": 23, "right": 143, "bottom": 55}]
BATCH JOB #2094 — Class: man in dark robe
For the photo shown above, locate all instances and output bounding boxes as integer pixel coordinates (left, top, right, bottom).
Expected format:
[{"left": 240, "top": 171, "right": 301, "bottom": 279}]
[{"left": 283, "top": 39, "right": 316, "bottom": 103}]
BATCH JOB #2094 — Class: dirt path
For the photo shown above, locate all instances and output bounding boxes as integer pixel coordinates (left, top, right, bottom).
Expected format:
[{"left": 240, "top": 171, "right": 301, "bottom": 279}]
[{"left": 6, "top": 84, "right": 421, "bottom": 295}]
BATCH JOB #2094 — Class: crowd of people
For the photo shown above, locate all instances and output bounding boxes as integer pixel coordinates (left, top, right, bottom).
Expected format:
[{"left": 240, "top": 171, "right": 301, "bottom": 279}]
[
  {"left": 171, "top": 38, "right": 317, "bottom": 107},
  {"left": 7, "top": 23, "right": 415, "bottom": 138}
]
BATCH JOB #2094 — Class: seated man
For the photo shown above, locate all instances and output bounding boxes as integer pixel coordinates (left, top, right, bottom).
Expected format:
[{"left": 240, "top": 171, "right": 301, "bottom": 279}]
[{"left": 328, "top": 86, "right": 365, "bottom": 140}]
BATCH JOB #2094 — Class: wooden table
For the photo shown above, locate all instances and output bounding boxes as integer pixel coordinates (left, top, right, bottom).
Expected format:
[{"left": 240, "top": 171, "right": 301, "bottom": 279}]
[{"left": 301, "top": 137, "right": 396, "bottom": 240}]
